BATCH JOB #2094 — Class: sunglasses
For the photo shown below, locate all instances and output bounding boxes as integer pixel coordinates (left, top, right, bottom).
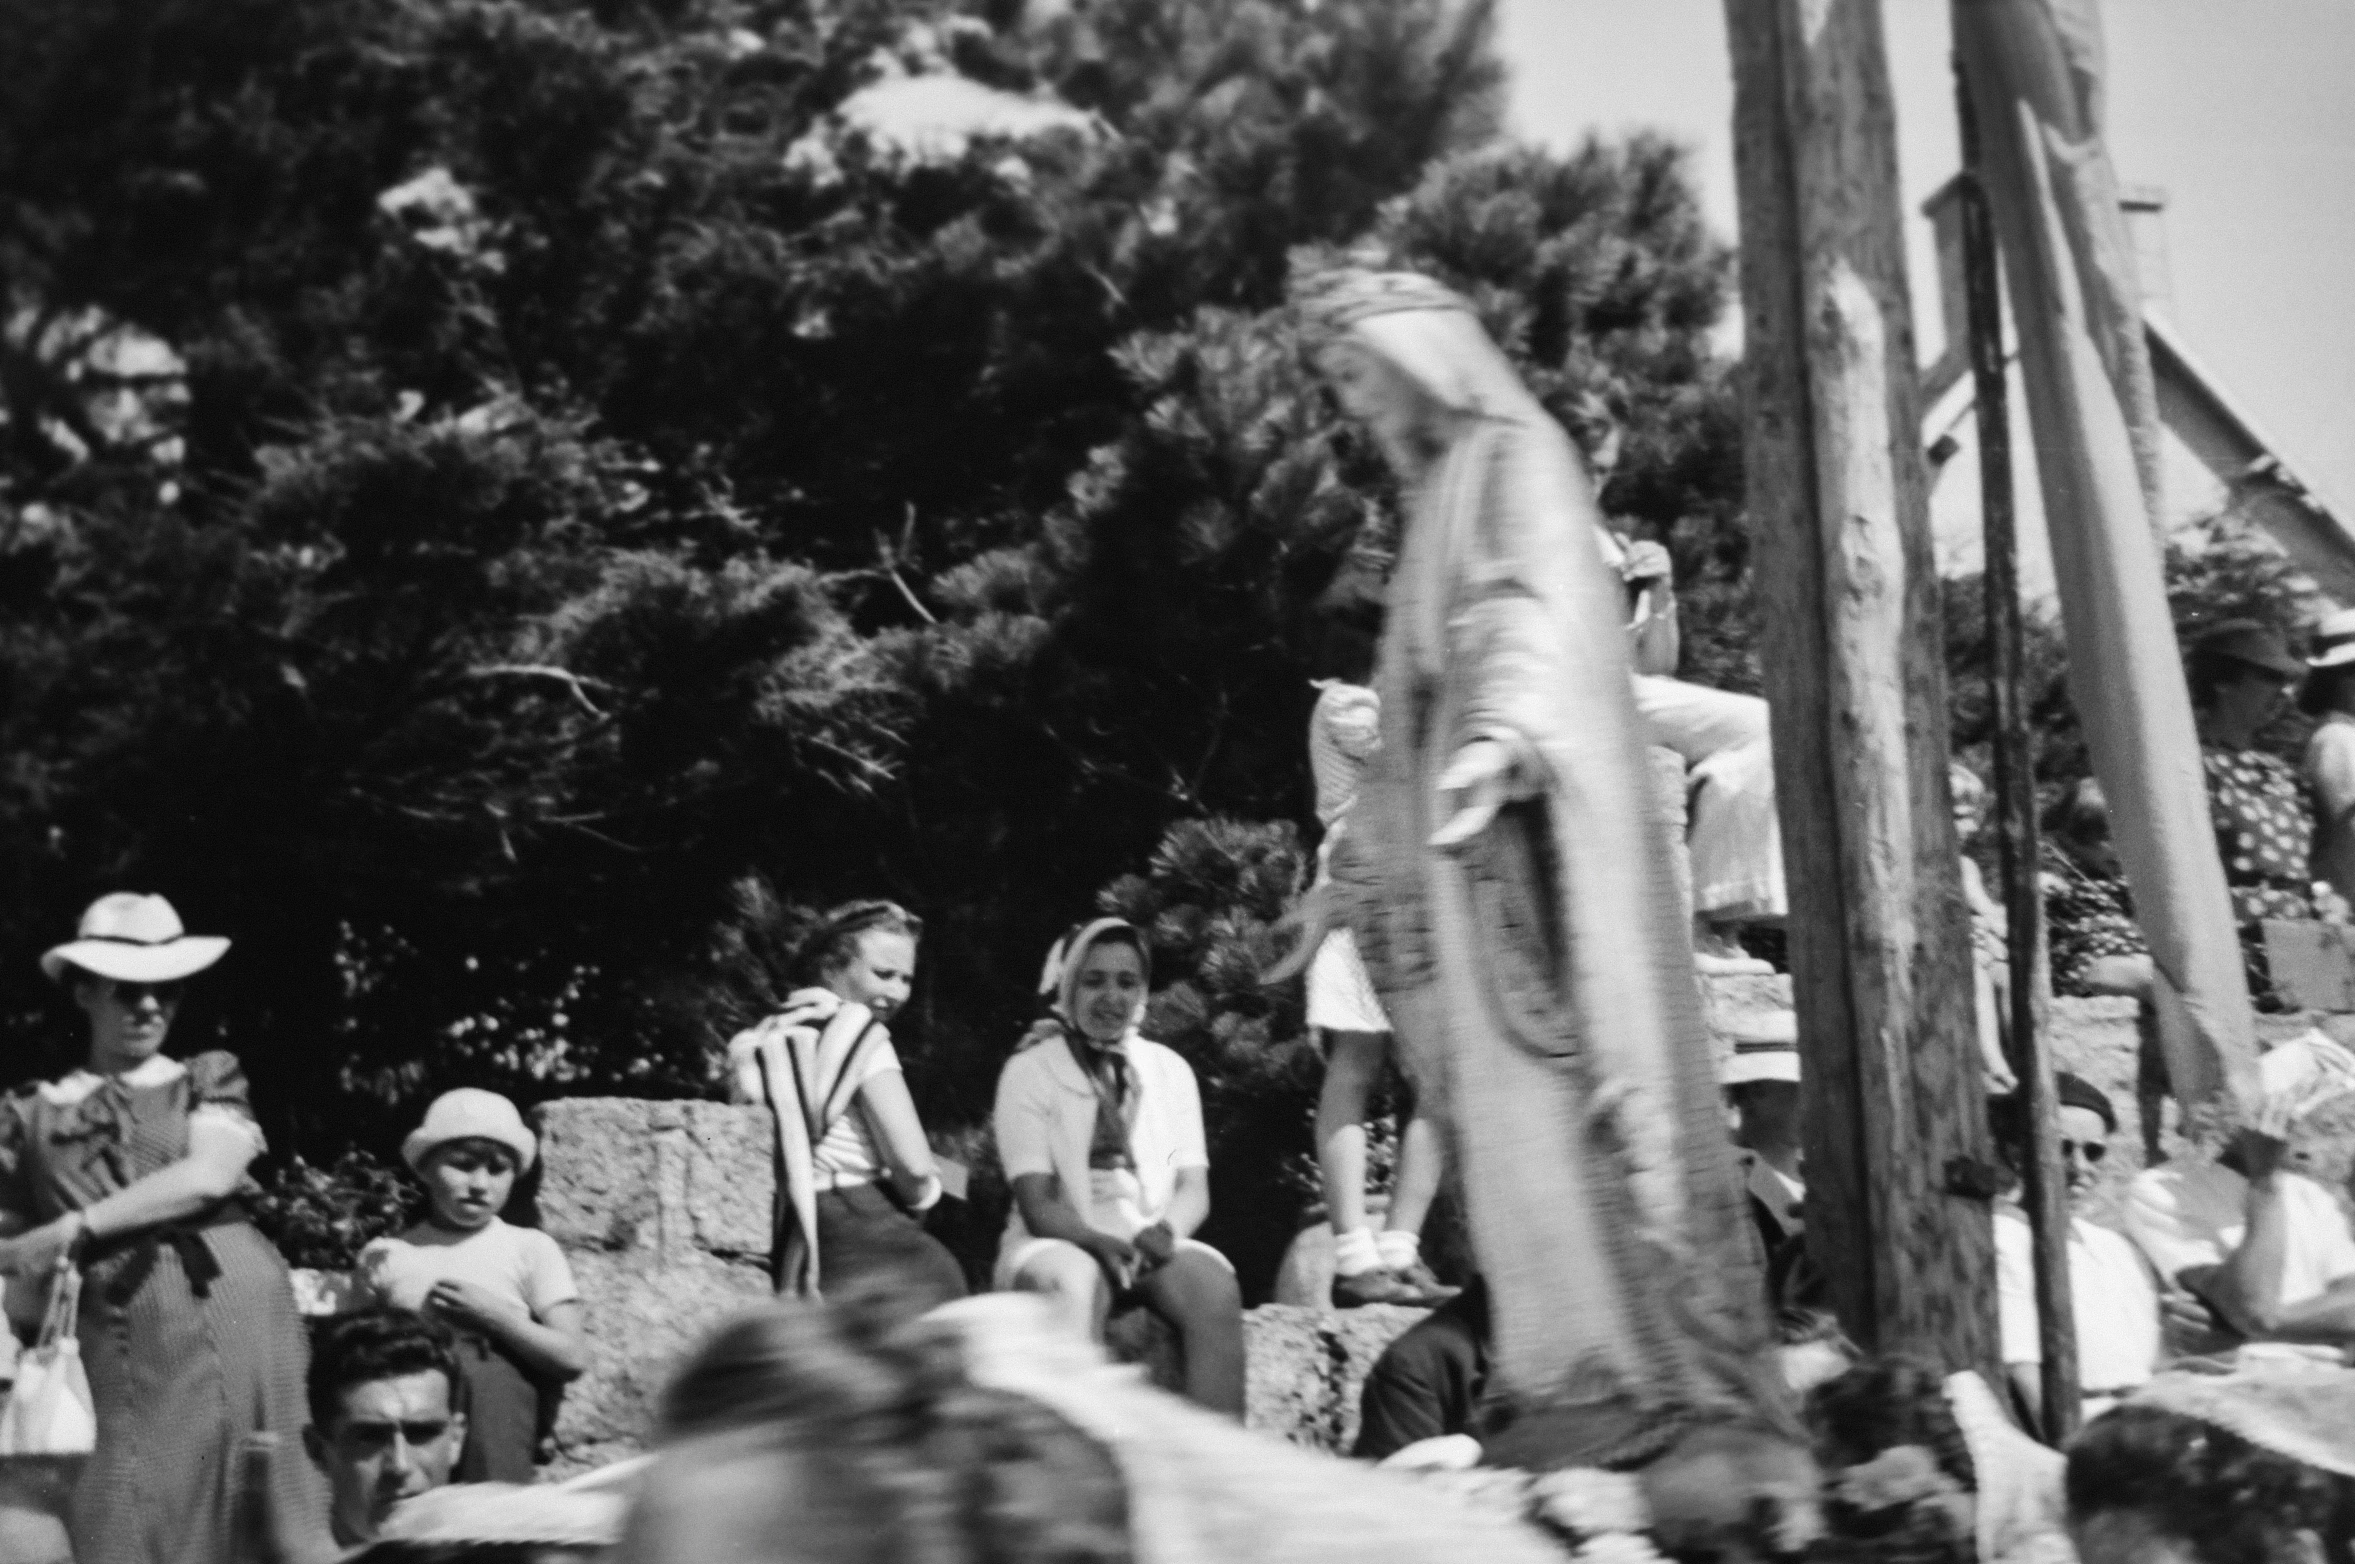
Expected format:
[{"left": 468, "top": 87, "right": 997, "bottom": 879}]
[
  {"left": 103, "top": 979, "right": 185, "bottom": 1005},
  {"left": 2059, "top": 1138, "right": 2108, "bottom": 1164}
]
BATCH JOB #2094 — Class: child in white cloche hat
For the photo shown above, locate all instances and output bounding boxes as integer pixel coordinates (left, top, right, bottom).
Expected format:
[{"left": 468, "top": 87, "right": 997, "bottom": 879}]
[{"left": 357, "top": 1088, "right": 587, "bottom": 1482}]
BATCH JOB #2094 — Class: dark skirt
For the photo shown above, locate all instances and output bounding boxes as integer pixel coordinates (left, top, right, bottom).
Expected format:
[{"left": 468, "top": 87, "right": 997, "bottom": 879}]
[
  {"left": 450, "top": 1334, "right": 543, "bottom": 1484},
  {"left": 809, "top": 1184, "right": 968, "bottom": 1310},
  {"left": 72, "top": 1221, "right": 334, "bottom": 1564}
]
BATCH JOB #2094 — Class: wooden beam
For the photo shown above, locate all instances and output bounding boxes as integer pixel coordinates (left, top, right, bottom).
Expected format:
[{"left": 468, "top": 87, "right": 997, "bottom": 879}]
[
  {"left": 1956, "top": 61, "right": 2078, "bottom": 1442},
  {"left": 1724, "top": 0, "right": 1999, "bottom": 1373}
]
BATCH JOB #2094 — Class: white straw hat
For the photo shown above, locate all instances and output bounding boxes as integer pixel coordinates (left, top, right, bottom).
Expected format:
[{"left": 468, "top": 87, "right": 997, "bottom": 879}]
[
  {"left": 40, "top": 893, "right": 230, "bottom": 985},
  {"left": 1720, "top": 1009, "right": 1801, "bottom": 1086},
  {"left": 403, "top": 1087, "right": 538, "bottom": 1173}
]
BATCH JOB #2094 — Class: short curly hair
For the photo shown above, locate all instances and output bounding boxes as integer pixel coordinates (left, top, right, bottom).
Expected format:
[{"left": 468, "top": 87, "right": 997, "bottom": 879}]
[
  {"left": 2067, "top": 1405, "right": 2343, "bottom": 1564},
  {"left": 307, "top": 1306, "right": 461, "bottom": 1432}
]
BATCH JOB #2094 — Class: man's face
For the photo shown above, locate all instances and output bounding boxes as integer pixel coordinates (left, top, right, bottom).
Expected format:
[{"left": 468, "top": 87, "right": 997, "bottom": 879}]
[
  {"left": 307, "top": 1369, "right": 464, "bottom": 1545},
  {"left": 2057, "top": 1105, "right": 2111, "bottom": 1200}
]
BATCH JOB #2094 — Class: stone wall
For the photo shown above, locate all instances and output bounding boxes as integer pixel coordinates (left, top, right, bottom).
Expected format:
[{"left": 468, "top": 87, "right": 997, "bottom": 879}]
[
  {"left": 534, "top": 1100, "right": 780, "bottom": 1473},
  {"left": 530, "top": 1098, "right": 1424, "bottom": 1474}
]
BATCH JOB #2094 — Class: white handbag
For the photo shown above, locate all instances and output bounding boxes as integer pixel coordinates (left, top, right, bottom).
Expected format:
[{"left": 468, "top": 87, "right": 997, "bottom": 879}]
[{"left": 0, "top": 1255, "right": 96, "bottom": 1458}]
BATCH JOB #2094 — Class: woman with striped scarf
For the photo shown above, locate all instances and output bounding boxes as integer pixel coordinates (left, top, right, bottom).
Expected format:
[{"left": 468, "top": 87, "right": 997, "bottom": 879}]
[{"left": 727, "top": 901, "right": 966, "bottom": 1309}]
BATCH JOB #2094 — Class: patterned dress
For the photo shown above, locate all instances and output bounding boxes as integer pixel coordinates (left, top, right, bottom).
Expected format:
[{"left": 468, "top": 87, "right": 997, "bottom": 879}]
[
  {"left": 2203, "top": 742, "right": 2318, "bottom": 1006},
  {"left": 0, "top": 1052, "right": 330, "bottom": 1564}
]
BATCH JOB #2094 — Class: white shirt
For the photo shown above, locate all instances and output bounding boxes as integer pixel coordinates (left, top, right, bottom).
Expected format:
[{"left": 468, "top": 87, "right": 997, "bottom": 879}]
[
  {"left": 361, "top": 1216, "right": 580, "bottom": 1321},
  {"left": 812, "top": 1039, "right": 904, "bottom": 1187},
  {"left": 2124, "top": 1161, "right": 2355, "bottom": 1308},
  {"left": 1996, "top": 1209, "right": 2161, "bottom": 1395},
  {"left": 994, "top": 1033, "right": 1207, "bottom": 1253}
]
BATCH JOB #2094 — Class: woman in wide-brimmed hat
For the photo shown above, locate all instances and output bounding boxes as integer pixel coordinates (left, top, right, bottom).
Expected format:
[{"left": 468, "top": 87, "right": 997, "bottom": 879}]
[
  {"left": 0, "top": 893, "right": 331, "bottom": 1564},
  {"left": 2186, "top": 620, "right": 2318, "bottom": 1009}
]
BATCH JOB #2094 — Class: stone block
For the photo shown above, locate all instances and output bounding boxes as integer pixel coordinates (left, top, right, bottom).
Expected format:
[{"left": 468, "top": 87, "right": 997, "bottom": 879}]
[
  {"left": 1241, "top": 1302, "right": 1424, "bottom": 1453},
  {"left": 533, "top": 1098, "right": 774, "bottom": 1260},
  {"left": 545, "top": 1247, "right": 775, "bottom": 1476},
  {"left": 1245, "top": 1303, "right": 1343, "bottom": 1450}
]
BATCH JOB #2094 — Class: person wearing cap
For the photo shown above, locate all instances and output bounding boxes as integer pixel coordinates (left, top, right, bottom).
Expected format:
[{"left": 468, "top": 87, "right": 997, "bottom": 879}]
[
  {"left": 1988, "top": 1074, "right": 2161, "bottom": 1425},
  {"left": 2124, "top": 1032, "right": 2355, "bottom": 1355},
  {"left": 1721, "top": 1016, "right": 1804, "bottom": 1254},
  {"left": 2187, "top": 618, "right": 2318, "bottom": 1007},
  {"left": 355, "top": 1087, "right": 585, "bottom": 1482},
  {"left": 2299, "top": 607, "right": 2355, "bottom": 909},
  {"left": 992, "top": 918, "right": 1244, "bottom": 1416},
  {"left": 0, "top": 892, "right": 334, "bottom": 1563}
]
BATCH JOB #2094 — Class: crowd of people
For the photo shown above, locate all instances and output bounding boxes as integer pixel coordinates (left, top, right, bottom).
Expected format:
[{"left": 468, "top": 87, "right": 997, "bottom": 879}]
[{"left": 11, "top": 269, "right": 2355, "bottom": 1563}]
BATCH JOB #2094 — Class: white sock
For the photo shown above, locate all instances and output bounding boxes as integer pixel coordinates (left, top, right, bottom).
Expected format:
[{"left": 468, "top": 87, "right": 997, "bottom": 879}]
[
  {"left": 1376, "top": 1229, "right": 1420, "bottom": 1272},
  {"left": 1333, "top": 1225, "right": 1382, "bottom": 1276}
]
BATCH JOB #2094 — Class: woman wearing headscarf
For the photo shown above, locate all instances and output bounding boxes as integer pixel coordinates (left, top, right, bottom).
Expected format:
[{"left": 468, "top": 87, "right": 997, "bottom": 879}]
[
  {"left": 1298, "top": 267, "right": 1801, "bottom": 1477},
  {"left": 990, "top": 919, "right": 1243, "bottom": 1417},
  {"left": 727, "top": 900, "right": 966, "bottom": 1310},
  {"left": 0, "top": 893, "right": 332, "bottom": 1564}
]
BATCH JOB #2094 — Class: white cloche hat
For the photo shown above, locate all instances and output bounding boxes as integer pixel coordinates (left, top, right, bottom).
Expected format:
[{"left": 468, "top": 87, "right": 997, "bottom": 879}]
[{"left": 403, "top": 1087, "right": 538, "bottom": 1173}]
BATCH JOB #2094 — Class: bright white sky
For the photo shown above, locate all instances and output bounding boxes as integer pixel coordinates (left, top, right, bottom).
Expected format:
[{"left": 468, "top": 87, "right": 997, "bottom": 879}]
[{"left": 1497, "top": 0, "right": 2355, "bottom": 515}]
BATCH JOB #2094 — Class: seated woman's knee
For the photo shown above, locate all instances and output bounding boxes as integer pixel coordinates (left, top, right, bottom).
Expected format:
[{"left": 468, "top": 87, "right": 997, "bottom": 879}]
[{"left": 1152, "top": 1248, "right": 1239, "bottom": 1315}]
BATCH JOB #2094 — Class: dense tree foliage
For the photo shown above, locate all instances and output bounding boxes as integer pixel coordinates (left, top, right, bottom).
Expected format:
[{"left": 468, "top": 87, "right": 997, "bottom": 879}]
[{"left": 1, "top": 0, "right": 1774, "bottom": 1280}]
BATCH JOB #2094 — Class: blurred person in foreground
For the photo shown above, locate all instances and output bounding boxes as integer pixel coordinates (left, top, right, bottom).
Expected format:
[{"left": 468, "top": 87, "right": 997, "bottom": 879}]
[
  {"left": 621, "top": 1290, "right": 1568, "bottom": 1564},
  {"left": 1989, "top": 1074, "right": 2161, "bottom": 1425},
  {"left": 2069, "top": 1366, "right": 2355, "bottom": 1564}
]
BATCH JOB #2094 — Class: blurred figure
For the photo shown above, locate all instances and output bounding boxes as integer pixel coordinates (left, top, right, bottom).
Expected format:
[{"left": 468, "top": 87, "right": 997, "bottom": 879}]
[
  {"left": 993, "top": 920, "right": 1243, "bottom": 1417},
  {"left": 359, "top": 1090, "right": 585, "bottom": 1482},
  {"left": 2068, "top": 1374, "right": 2355, "bottom": 1564},
  {"left": 726, "top": 900, "right": 964, "bottom": 1308},
  {"left": 1988, "top": 1074, "right": 2160, "bottom": 1425},
  {"left": 305, "top": 1307, "right": 467, "bottom": 1549}
]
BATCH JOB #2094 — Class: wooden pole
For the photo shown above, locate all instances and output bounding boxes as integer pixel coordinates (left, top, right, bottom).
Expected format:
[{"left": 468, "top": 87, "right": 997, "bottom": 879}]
[
  {"left": 1724, "top": 0, "right": 1999, "bottom": 1374},
  {"left": 1955, "top": 59, "right": 2080, "bottom": 1443}
]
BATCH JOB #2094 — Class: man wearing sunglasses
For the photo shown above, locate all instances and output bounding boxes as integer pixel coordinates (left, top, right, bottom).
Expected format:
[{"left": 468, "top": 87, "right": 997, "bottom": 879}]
[
  {"left": 303, "top": 1306, "right": 467, "bottom": 1547},
  {"left": 1993, "top": 1074, "right": 2161, "bottom": 1425}
]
